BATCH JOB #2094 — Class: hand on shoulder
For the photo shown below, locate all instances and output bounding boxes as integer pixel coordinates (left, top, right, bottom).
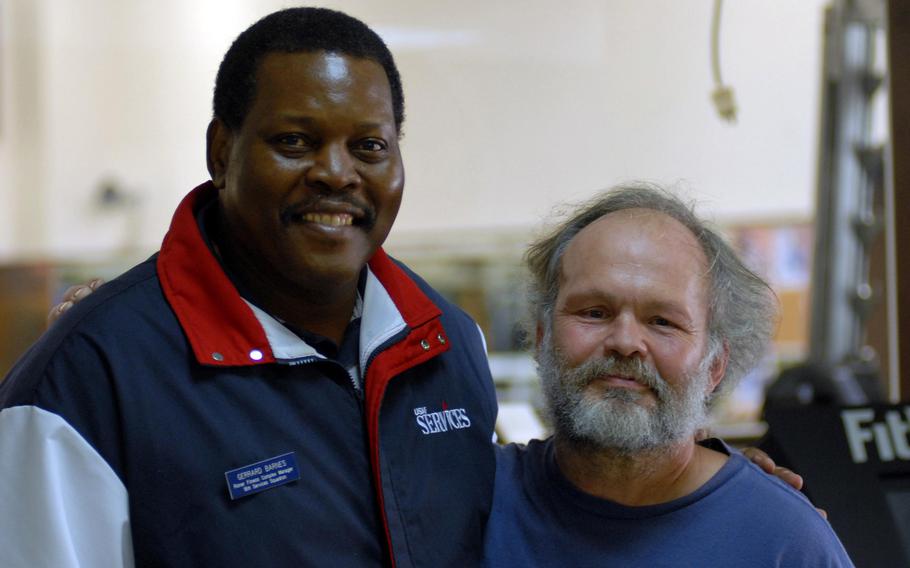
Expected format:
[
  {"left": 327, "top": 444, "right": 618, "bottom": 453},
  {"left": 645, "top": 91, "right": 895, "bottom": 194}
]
[{"left": 46, "top": 278, "right": 105, "bottom": 327}]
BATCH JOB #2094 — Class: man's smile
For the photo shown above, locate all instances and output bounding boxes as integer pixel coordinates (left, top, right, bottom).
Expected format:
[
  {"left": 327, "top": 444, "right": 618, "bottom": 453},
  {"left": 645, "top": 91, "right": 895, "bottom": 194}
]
[
  {"left": 300, "top": 212, "right": 354, "bottom": 227},
  {"left": 282, "top": 200, "right": 375, "bottom": 232}
]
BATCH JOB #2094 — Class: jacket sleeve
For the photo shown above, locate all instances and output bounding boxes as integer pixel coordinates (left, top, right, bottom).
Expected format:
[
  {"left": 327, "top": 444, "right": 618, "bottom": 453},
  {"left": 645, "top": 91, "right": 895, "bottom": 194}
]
[{"left": 0, "top": 405, "right": 135, "bottom": 567}]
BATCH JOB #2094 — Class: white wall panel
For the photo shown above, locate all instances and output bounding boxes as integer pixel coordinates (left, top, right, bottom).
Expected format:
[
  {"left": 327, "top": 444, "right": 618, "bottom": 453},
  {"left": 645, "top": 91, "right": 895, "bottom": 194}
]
[{"left": 0, "top": 0, "right": 829, "bottom": 260}]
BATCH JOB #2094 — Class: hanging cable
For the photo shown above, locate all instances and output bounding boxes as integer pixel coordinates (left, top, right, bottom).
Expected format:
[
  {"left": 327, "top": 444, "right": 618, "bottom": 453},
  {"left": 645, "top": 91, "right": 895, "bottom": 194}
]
[{"left": 711, "top": 0, "right": 738, "bottom": 122}]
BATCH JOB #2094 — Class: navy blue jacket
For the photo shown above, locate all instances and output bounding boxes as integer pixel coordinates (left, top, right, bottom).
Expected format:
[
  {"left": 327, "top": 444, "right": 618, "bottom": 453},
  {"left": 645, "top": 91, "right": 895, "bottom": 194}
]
[{"left": 0, "top": 183, "right": 498, "bottom": 567}]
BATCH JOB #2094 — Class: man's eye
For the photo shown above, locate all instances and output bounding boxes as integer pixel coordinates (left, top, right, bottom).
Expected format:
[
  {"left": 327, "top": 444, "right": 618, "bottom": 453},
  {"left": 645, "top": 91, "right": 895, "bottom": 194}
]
[
  {"left": 651, "top": 316, "right": 673, "bottom": 327},
  {"left": 355, "top": 139, "right": 387, "bottom": 152},
  {"left": 276, "top": 134, "right": 309, "bottom": 147},
  {"left": 582, "top": 309, "right": 607, "bottom": 319}
]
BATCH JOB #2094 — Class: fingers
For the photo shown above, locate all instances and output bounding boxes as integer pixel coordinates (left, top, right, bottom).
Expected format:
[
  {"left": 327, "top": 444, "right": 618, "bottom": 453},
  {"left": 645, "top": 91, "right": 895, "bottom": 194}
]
[
  {"left": 63, "top": 278, "right": 104, "bottom": 302},
  {"left": 772, "top": 466, "right": 803, "bottom": 491},
  {"left": 46, "top": 301, "right": 74, "bottom": 327},
  {"left": 816, "top": 507, "right": 828, "bottom": 520},
  {"left": 60, "top": 285, "right": 83, "bottom": 303},
  {"left": 741, "top": 447, "right": 805, "bottom": 491},
  {"left": 741, "top": 447, "right": 775, "bottom": 474},
  {"left": 46, "top": 278, "right": 105, "bottom": 328},
  {"left": 85, "top": 278, "right": 105, "bottom": 292}
]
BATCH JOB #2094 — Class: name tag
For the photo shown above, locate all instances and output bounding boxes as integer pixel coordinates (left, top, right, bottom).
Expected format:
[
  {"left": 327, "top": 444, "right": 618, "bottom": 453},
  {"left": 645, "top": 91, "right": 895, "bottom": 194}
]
[{"left": 224, "top": 452, "right": 300, "bottom": 500}]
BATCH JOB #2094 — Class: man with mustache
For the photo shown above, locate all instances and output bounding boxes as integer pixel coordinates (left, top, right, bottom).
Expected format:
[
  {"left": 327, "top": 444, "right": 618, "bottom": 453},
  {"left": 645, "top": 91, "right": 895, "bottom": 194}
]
[
  {"left": 0, "top": 8, "right": 496, "bottom": 567},
  {"left": 483, "top": 185, "right": 853, "bottom": 566}
]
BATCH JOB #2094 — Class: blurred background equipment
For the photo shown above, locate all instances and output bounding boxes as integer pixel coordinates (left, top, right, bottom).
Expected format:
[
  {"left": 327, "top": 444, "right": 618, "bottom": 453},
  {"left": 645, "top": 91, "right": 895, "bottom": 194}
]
[
  {"left": 798, "top": 0, "right": 890, "bottom": 408},
  {"left": 760, "top": 1, "right": 910, "bottom": 565},
  {"left": 763, "top": 403, "right": 910, "bottom": 567}
]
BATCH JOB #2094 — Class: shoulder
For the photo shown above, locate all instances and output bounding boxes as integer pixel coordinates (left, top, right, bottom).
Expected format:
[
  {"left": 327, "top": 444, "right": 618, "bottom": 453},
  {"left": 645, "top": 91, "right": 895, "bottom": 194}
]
[
  {"left": 52, "top": 255, "right": 165, "bottom": 332},
  {"left": 491, "top": 441, "right": 537, "bottom": 508},
  {"left": 726, "top": 453, "right": 819, "bottom": 512},
  {"left": 720, "top": 454, "right": 854, "bottom": 565},
  {"left": 494, "top": 441, "right": 525, "bottom": 470},
  {"left": 1, "top": 255, "right": 168, "bottom": 407},
  {"left": 494, "top": 438, "right": 551, "bottom": 484},
  {"left": 700, "top": 441, "right": 823, "bottom": 523}
]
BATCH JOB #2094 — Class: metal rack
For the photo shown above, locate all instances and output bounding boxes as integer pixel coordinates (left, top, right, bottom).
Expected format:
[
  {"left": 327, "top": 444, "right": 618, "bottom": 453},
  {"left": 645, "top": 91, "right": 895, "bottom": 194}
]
[{"left": 809, "top": 0, "right": 891, "bottom": 401}]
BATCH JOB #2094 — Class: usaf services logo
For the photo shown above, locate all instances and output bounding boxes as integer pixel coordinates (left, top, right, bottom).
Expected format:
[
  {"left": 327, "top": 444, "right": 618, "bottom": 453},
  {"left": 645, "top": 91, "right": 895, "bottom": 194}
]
[{"left": 413, "top": 401, "right": 472, "bottom": 435}]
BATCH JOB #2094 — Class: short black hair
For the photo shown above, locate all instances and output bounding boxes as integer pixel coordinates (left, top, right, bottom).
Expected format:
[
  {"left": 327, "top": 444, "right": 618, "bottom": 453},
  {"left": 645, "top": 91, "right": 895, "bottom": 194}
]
[{"left": 213, "top": 7, "right": 405, "bottom": 133}]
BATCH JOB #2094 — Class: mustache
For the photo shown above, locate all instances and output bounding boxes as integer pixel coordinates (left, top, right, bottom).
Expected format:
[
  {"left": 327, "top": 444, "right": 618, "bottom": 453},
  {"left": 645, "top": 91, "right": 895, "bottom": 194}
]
[
  {"left": 279, "top": 196, "right": 376, "bottom": 229},
  {"left": 566, "top": 355, "right": 669, "bottom": 398}
]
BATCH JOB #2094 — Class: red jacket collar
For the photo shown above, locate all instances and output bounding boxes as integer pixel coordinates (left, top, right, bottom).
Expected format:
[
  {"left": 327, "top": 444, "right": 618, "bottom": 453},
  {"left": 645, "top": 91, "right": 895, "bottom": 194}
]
[{"left": 156, "top": 182, "right": 441, "bottom": 366}]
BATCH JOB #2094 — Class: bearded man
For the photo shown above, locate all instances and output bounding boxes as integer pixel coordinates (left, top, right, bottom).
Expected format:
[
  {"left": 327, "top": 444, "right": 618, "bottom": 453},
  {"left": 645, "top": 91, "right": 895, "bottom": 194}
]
[{"left": 483, "top": 185, "right": 854, "bottom": 567}]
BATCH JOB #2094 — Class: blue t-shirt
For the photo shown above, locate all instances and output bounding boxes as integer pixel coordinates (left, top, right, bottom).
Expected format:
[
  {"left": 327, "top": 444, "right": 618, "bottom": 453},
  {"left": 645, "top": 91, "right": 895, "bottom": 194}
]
[{"left": 484, "top": 438, "right": 854, "bottom": 567}]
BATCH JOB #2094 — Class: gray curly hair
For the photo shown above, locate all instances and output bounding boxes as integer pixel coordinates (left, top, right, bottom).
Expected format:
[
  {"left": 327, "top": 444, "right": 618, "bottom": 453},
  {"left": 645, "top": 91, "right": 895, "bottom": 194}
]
[{"left": 525, "top": 183, "right": 779, "bottom": 400}]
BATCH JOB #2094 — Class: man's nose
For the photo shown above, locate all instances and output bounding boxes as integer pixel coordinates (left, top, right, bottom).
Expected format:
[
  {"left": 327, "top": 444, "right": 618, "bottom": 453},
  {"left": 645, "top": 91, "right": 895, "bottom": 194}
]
[
  {"left": 306, "top": 142, "right": 360, "bottom": 192},
  {"left": 603, "top": 313, "right": 647, "bottom": 359}
]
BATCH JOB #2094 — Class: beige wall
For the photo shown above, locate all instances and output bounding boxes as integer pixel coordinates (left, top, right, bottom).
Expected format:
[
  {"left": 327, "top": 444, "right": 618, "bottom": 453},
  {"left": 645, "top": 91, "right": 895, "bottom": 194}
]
[{"left": 0, "top": 0, "right": 829, "bottom": 261}]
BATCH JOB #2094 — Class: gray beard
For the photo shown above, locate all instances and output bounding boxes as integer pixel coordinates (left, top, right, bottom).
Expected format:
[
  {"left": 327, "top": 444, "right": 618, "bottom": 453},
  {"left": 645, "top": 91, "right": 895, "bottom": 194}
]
[{"left": 538, "top": 329, "right": 713, "bottom": 455}]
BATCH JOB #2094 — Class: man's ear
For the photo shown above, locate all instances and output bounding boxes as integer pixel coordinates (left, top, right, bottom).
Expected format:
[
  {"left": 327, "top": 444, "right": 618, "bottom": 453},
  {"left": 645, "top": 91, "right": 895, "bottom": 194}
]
[
  {"left": 707, "top": 341, "right": 730, "bottom": 394},
  {"left": 206, "top": 118, "right": 233, "bottom": 188}
]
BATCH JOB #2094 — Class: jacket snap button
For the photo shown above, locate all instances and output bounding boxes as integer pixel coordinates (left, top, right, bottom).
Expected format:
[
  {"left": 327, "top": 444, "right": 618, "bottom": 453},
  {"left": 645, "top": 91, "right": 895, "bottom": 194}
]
[
  {"left": 249, "top": 349, "right": 263, "bottom": 361},
  {"left": 437, "top": 333, "right": 446, "bottom": 344},
  {"left": 212, "top": 352, "right": 224, "bottom": 361},
  {"left": 420, "top": 339, "right": 431, "bottom": 350}
]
